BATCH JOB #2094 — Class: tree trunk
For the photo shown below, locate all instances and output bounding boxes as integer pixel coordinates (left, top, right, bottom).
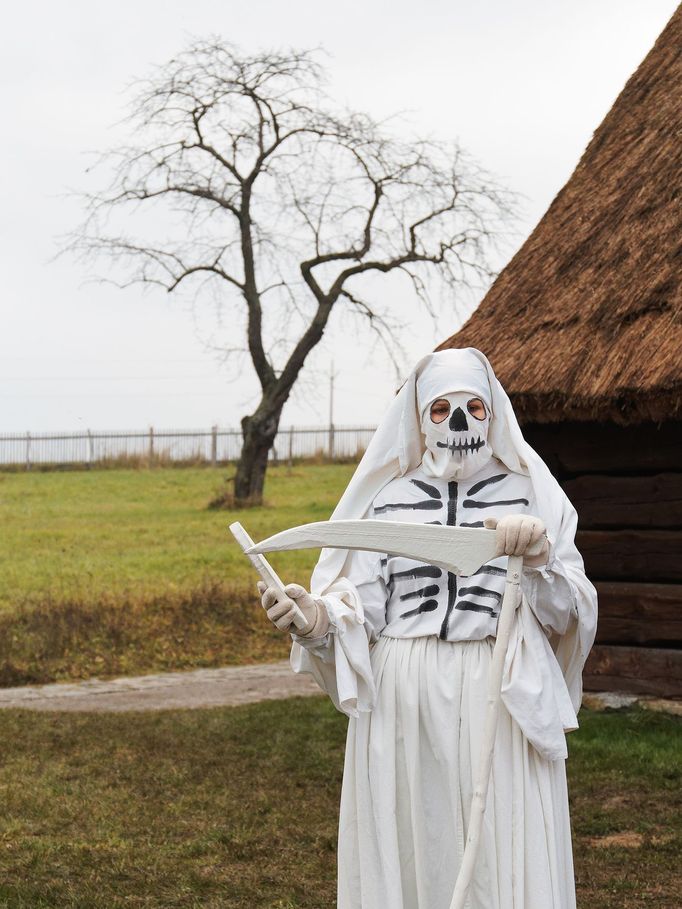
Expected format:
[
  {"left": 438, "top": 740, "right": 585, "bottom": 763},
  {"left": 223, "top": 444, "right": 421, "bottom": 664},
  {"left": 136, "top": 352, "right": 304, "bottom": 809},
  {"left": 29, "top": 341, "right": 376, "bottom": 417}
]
[{"left": 233, "top": 409, "right": 281, "bottom": 506}]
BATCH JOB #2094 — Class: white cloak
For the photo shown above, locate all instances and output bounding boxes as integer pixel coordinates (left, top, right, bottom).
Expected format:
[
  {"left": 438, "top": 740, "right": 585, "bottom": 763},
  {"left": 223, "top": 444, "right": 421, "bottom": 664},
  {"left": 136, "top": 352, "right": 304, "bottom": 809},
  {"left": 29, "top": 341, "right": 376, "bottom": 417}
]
[
  {"left": 289, "top": 349, "right": 597, "bottom": 909},
  {"left": 338, "top": 636, "right": 575, "bottom": 909}
]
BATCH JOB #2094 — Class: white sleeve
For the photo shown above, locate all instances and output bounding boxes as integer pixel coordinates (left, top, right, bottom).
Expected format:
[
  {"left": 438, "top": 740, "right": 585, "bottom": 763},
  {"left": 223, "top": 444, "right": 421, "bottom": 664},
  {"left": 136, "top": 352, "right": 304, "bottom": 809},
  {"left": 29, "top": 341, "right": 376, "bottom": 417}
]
[
  {"left": 291, "top": 547, "right": 388, "bottom": 653},
  {"left": 290, "top": 544, "right": 389, "bottom": 717},
  {"left": 350, "top": 548, "right": 390, "bottom": 642},
  {"left": 507, "top": 488, "right": 598, "bottom": 742},
  {"left": 521, "top": 536, "right": 580, "bottom": 635}
]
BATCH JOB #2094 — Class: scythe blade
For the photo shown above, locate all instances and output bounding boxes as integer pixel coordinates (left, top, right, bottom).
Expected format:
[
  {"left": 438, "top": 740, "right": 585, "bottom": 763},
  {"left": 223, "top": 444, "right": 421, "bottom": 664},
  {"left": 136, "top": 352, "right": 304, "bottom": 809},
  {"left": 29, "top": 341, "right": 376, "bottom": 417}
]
[{"left": 245, "top": 519, "right": 499, "bottom": 577}]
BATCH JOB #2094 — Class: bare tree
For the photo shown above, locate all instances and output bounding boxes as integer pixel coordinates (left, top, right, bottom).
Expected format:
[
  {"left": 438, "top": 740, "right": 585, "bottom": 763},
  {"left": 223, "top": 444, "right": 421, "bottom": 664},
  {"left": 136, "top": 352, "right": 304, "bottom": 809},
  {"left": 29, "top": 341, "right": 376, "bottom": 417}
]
[{"left": 72, "top": 39, "right": 513, "bottom": 505}]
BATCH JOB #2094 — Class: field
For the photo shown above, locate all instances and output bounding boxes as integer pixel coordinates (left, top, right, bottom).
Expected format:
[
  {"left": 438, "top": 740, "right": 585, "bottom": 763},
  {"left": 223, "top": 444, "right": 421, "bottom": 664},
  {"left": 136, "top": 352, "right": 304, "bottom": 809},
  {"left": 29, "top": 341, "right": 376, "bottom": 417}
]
[
  {"left": 0, "top": 463, "right": 680, "bottom": 906},
  {"left": 0, "top": 700, "right": 678, "bottom": 908},
  {"left": 0, "top": 464, "right": 355, "bottom": 684}
]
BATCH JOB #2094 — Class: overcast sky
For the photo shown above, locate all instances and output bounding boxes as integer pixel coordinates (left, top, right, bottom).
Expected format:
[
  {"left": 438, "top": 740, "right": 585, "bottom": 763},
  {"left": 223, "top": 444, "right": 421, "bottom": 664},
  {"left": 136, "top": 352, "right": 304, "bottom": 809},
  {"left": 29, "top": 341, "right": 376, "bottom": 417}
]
[{"left": 1, "top": 0, "right": 677, "bottom": 433}]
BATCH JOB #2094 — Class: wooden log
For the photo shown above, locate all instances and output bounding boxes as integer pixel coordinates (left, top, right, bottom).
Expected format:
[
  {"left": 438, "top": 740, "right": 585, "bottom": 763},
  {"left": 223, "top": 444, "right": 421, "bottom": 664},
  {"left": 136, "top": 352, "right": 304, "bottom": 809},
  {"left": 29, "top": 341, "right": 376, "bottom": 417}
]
[
  {"left": 595, "top": 582, "right": 682, "bottom": 645},
  {"left": 583, "top": 645, "right": 682, "bottom": 698},
  {"left": 576, "top": 529, "right": 682, "bottom": 582},
  {"left": 564, "top": 473, "right": 682, "bottom": 529},
  {"left": 522, "top": 421, "right": 682, "bottom": 476}
]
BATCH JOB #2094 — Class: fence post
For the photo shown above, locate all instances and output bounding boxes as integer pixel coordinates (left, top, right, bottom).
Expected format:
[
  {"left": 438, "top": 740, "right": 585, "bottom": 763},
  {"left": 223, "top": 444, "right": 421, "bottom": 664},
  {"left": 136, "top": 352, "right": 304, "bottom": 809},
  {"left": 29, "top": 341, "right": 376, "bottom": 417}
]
[
  {"left": 211, "top": 425, "right": 218, "bottom": 467},
  {"left": 288, "top": 427, "right": 294, "bottom": 467},
  {"left": 328, "top": 423, "right": 335, "bottom": 461},
  {"left": 25, "top": 432, "right": 31, "bottom": 471},
  {"left": 148, "top": 426, "right": 154, "bottom": 465},
  {"left": 87, "top": 429, "right": 94, "bottom": 467}
]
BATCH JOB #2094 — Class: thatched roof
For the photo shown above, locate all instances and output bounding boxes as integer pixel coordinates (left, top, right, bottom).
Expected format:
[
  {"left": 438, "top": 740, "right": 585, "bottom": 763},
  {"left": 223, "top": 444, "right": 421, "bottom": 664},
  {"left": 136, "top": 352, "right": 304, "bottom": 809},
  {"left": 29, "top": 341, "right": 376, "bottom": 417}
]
[{"left": 438, "top": 7, "right": 682, "bottom": 425}]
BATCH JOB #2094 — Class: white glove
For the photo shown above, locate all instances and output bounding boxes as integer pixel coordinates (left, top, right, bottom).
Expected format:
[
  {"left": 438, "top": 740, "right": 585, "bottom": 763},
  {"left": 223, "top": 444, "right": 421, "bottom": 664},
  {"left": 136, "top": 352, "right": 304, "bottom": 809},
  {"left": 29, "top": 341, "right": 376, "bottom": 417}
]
[
  {"left": 483, "top": 514, "right": 550, "bottom": 567},
  {"left": 256, "top": 581, "right": 330, "bottom": 638}
]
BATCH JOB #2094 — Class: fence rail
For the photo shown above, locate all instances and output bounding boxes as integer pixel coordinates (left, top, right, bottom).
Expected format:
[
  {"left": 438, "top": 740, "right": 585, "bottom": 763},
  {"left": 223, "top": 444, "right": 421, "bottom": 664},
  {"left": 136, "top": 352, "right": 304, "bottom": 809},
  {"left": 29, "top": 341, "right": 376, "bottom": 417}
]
[{"left": 0, "top": 426, "right": 377, "bottom": 469}]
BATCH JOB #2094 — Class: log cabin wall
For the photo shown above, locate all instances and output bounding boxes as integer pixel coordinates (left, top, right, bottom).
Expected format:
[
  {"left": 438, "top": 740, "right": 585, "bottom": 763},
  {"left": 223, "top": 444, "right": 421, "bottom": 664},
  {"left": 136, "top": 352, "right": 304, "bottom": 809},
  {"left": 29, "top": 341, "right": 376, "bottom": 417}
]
[{"left": 522, "top": 420, "right": 682, "bottom": 699}]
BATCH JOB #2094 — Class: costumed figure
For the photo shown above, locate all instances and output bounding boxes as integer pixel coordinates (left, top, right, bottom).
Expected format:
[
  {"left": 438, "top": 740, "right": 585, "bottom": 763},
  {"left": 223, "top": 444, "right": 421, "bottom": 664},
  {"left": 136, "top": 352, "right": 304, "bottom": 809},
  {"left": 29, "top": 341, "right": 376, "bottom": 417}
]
[{"left": 257, "top": 348, "right": 598, "bottom": 909}]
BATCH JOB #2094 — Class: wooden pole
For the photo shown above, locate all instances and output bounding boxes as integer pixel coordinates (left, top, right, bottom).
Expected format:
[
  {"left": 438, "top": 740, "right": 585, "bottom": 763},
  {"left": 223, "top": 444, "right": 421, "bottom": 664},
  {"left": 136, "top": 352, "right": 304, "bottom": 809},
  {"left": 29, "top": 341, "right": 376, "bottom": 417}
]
[{"left": 449, "top": 554, "right": 523, "bottom": 909}]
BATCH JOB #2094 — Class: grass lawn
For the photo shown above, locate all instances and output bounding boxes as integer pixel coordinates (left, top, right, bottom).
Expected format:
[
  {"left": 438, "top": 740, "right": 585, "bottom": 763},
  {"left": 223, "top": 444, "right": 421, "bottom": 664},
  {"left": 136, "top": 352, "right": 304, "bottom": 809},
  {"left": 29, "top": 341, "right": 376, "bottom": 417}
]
[
  {"left": 0, "top": 464, "right": 355, "bottom": 685},
  {"left": 0, "top": 702, "right": 678, "bottom": 908}
]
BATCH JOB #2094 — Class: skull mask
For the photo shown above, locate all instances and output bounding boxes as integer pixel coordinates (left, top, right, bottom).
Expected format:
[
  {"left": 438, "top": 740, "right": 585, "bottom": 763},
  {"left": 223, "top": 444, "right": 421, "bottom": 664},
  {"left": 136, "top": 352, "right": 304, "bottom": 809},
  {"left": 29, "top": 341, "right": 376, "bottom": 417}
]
[{"left": 421, "top": 391, "right": 493, "bottom": 480}]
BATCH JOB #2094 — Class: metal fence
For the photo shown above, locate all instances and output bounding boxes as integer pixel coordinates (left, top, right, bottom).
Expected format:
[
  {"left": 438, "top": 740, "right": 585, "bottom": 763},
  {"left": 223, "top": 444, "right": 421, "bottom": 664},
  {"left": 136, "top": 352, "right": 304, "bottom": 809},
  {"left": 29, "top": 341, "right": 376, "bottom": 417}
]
[{"left": 0, "top": 425, "right": 377, "bottom": 469}]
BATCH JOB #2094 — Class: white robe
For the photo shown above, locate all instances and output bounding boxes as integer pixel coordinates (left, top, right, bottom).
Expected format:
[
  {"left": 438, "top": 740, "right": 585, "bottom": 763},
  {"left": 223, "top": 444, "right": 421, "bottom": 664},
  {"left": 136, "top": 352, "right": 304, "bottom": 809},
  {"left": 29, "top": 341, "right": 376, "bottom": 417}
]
[
  {"left": 289, "top": 349, "right": 597, "bottom": 908},
  {"left": 338, "top": 636, "right": 575, "bottom": 909},
  {"left": 293, "top": 461, "right": 582, "bottom": 909}
]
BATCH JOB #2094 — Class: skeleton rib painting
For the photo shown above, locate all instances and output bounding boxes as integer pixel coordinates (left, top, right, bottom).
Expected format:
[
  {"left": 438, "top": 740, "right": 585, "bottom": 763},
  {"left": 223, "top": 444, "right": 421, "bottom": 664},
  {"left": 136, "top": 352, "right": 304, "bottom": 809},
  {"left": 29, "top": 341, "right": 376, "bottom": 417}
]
[{"left": 255, "top": 348, "right": 598, "bottom": 909}]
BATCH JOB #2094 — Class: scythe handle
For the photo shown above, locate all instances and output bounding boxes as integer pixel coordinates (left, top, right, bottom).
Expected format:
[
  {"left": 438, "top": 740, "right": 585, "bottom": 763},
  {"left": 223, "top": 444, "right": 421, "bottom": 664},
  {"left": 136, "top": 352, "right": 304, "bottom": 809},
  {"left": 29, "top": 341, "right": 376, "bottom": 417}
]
[
  {"left": 229, "top": 522, "right": 309, "bottom": 632},
  {"left": 449, "top": 553, "right": 524, "bottom": 909}
]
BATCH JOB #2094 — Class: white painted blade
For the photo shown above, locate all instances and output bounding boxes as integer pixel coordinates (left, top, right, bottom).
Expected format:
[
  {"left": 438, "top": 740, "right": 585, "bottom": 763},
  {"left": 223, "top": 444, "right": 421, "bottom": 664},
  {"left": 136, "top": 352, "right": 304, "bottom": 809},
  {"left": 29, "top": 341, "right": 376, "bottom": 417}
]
[{"left": 246, "top": 519, "right": 499, "bottom": 576}]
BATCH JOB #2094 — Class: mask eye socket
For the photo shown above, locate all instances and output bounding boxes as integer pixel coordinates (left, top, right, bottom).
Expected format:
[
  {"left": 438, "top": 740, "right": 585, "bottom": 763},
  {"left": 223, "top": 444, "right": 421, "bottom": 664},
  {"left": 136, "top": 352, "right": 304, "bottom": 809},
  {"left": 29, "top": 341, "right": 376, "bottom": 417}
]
[
  {"left": 429, "top": 398, "right": 450, "bottom": 424},
  {"left": 467, "top": 398, "right": 487, "bottom": 421}
]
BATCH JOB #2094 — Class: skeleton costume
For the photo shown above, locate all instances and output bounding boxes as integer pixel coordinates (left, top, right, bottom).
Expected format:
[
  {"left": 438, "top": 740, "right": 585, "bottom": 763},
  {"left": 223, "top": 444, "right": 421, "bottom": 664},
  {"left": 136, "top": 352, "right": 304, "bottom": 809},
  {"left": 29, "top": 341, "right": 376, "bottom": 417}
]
[{"left": 291, "top": 348, "right": 597, "bottom": 909}]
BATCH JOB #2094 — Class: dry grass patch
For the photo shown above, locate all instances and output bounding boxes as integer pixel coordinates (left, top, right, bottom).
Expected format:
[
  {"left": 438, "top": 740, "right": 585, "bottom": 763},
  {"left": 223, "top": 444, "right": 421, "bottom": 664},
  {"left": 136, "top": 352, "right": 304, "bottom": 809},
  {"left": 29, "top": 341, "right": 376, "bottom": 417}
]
[
  {"left": 0, "top": 582, "right": 290, "bottom": 686},
  {"left": 588, "top": 831, "right": 645, "bottom": 849}
]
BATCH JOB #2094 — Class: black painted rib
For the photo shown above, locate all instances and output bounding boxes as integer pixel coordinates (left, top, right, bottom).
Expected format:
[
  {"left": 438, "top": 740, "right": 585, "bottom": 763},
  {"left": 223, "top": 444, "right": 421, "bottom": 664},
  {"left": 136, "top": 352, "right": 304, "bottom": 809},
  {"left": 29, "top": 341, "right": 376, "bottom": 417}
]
[
  {"left": 374, "top": 500, "right": 442, "bottom": 514},
  {"left": 410, "top": 478, "right": 442, "bottom": 499},
  {"left": 460, "top": 521, "right": 484, "bottom": 528},
  {"left": 401, "top": 599, "right": 439, "bottom": 619},
  {"left": 477, "top": 564, "right": 506, "bottom": 577},
  {"left": 458, "top": 585, "right": 502, "bottom": 601},
  {"left": 389, "top": 565, "right": 442, "bottom": 581},
  {"left": 455, "top": 600, "right": 497, "bottom": 616},
  {"left": 462, "top": 497, "right": 530, "bottom": 509},
  {"left": 399, "top": 584, "right": 440, "bottom": 601},
  {"left": 466, "top": 473, "right": 506, "bottom": 496}
]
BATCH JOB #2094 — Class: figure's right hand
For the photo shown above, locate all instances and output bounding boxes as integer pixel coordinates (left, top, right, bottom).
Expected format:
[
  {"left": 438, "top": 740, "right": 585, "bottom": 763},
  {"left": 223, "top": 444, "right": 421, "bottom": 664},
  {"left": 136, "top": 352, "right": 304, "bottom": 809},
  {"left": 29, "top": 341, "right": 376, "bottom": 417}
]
[{"left": 257, "top": 581, "right": 329, "bottom": 637}]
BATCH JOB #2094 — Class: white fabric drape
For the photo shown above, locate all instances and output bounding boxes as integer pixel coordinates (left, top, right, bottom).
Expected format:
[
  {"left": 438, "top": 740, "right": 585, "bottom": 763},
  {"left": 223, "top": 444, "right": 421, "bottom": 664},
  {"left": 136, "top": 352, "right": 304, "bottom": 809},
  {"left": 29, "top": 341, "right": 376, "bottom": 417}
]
[{"left": 338, "top": 636, "right": 576, "bottom": 909}]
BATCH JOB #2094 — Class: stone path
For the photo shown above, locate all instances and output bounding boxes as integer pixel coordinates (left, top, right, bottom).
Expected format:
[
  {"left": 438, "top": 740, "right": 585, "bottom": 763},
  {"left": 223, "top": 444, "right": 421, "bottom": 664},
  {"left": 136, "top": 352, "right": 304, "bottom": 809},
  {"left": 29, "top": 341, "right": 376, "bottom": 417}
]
[
  {"left": 581, "top": 691, "right": 682, "bottom": 717},
  {"left": 0, "top": 661, "right": 321, "bottom": 713},
  {"left": 0, "top": 662, "right": 678, "bottom": 715}
]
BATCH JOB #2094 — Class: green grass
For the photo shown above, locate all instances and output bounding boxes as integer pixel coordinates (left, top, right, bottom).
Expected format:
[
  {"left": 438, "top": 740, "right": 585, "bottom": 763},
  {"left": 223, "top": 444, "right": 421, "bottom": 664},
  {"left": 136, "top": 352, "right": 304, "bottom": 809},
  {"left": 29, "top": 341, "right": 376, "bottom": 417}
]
[
  {"left": 0, "top": 464, "right": 354, "bottom": 607},
  {"left": 0, "top": 702, "right": 677, "bottom": 908},
  {"left": 569, "top": 708, "right": 682, "bottom": 907},
  {"left": 0, "top": 465, "right": 355, "bottom": 684}
]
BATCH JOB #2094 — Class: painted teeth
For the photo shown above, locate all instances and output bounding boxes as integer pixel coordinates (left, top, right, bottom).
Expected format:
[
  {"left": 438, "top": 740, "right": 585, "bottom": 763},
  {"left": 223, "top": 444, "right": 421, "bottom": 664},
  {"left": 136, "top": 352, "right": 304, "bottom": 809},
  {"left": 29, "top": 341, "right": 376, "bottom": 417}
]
[{"left": 436, "top": 436, "right": 483, "bottom": 454}]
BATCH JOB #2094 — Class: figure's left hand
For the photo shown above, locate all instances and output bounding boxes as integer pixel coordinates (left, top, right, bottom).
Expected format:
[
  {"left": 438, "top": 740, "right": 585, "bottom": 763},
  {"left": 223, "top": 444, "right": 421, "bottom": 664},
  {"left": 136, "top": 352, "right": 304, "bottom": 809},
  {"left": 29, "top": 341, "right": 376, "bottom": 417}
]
[{"left": 483, "top": 514, "right": 549, "bottom": 566}]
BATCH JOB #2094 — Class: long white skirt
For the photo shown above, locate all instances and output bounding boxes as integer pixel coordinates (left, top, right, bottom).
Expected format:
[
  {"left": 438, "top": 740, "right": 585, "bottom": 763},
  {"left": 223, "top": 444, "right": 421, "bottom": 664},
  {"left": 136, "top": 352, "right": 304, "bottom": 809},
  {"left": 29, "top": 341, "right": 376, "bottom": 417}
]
[{"left": 337, "top": 635, "right": 576, "bottom": 909}]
